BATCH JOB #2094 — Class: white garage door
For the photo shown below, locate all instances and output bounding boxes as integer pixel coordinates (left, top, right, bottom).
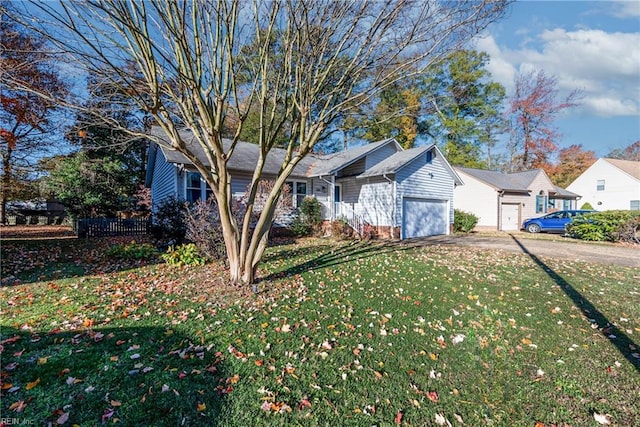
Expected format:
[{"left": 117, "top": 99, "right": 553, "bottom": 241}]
[
  {"left": 402, "top": 198, "right": 448, "bottom": 239},
  {"left": 500, "top": 204, "right": 520, "bottom": 231}
]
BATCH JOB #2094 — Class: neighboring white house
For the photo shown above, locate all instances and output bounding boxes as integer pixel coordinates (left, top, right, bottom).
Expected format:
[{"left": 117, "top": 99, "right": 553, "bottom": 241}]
[
  {"left": 566, "top": 158, "right": 640, "bottom": 211},
  {"left": 454, "top": 167, "right": 579, "bottom": 231},
  {"left": 145, "top": 128, "right": 463, "bottom": 239}
]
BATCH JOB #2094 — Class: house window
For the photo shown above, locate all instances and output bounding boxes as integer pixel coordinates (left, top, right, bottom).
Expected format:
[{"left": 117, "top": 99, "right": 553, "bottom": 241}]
[
  {"left": 563, "top": 199, "right": 572, "bottom": 210},
  {"left": 186, "top": 172, "right": 202, "bottom": 203},
  {"left": 631, "top": 200, "right": 640, "bottom": 211},
  {"left": 286, "top": 180, "right": 307, "bottom": 208},
  {"left": 426, "top": 149, "right": 433, "bottom": 163},
  {"left": 535, "top": 195, "right": 546, "bottom": 213},
  {"left": 596, "top": 180, "right": 605, "bottom": 191}
]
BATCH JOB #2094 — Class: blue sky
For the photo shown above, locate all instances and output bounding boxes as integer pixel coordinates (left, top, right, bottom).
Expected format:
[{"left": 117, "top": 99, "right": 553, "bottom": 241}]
[{"left": 474, "top": 0, "right": 640, "bottom": 157}]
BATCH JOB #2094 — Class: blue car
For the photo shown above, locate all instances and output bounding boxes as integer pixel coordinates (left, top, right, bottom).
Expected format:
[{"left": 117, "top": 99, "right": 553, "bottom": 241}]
[{"left": 522, "top": 210, "right": 595, "bottom": 233}]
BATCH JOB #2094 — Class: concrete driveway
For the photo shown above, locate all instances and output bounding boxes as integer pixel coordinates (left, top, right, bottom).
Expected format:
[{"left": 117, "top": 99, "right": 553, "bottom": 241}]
[{"left": 409, "top": 233, "right": 640, "bottom": 268}]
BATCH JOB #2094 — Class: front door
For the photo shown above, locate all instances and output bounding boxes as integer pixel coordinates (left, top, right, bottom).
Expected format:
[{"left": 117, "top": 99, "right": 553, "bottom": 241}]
[
  {"left": 333, "top": 184, "right": 342, "bottom": 216},
  {"left": 500, "top": 204, "right": 520, "bottom": 231}
]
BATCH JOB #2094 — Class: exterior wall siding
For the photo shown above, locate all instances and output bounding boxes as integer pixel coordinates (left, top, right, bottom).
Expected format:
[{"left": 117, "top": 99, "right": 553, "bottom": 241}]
[
  {"left": 365, "top": 144, "right": 400, "bottom": 170},
  {"left": 395, "top": 151, "right": 455, "bottom": 229},
  {"left": 356, "top": 178, "right": 393, "bottom": 226},
  {"left": 339, "top": 158, "right": 366, "bottom": 177},
  {"left": 151, "top": 150, "right": 178, "bottom": 214},
  {"left": 453, "top": 171, "right": 499, "bottom": 227},
  {"left": 567, "top": 159, "right": 640, "bottom": 210}
]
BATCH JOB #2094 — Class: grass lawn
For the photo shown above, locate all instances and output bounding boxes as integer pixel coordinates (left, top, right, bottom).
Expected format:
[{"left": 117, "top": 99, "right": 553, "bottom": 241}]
[{"left": 1, "top": 236, "right": 639, "bottom": 426}]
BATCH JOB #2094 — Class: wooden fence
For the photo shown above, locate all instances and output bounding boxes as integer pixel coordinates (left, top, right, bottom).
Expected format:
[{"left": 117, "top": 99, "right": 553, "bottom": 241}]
[{"left": 75, "top": 218, "right": 150, "bottom": 238}]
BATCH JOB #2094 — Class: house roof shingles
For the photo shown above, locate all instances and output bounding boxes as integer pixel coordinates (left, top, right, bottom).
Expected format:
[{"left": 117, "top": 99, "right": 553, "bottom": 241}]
[
  {"left": 152, "top": 128, "right": 316, "bottom": 177},
  {"left": 604, "top": 158, "right": 640, "bottom": 180},
  {"left": 455, "top": 167, "right": 531, "bottom": 192}
]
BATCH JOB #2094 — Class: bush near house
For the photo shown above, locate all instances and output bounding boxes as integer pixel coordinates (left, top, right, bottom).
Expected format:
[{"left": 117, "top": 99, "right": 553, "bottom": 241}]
[
  {"left": 453, "top": 209, "right": 479, "bottom": 233},
  {"left": 566, "top": 210, "right": 640, "bottom": 243},
  {"left": 579, "top": 201, "right": 594, "bottom": 210},
  {"left": 290, "top": 197, "right": 323, "bottom": 237}
]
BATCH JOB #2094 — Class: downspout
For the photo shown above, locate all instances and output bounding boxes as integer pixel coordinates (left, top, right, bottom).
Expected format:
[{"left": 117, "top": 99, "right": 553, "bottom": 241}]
[
  {"left": 497, "top": 190, "right": 504, "bottom": 231},
  {"left": 383, "top": 174, "right": 395, "bottom": 238}
]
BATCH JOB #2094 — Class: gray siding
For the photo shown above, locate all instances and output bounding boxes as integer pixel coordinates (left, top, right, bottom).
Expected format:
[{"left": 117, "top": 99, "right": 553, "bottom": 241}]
[
  {"left": 366, "top": 144, "right": 400, "bottom": 170},
  {"left": 339, "top": 158, "right": 366, "bottom": 177},
  {"left": 151, "top": 150, "right": 178, "bottom": 213},
  {"left": 395, "top": 151, "right": 455, "bottom": 227}
]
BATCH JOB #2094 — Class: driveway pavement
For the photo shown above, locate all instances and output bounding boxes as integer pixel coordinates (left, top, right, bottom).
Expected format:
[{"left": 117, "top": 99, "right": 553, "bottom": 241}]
[{"left": 409, "top": 233, "right": 640, "bottom": 268}]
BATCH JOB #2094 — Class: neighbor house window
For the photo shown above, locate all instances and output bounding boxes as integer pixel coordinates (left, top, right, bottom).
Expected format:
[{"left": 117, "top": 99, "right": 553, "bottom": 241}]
[
  {"left": 631, "top": 200, "right": 640, "bottom": 211},
  {"left": 186, "top": 172, "right": 202, "bottom": 203},
  {"left": 286, "top": 180, "right": 307, "bottom": 208},
  {"left": 596, "top": 180, "right": 605, "bottom": 191}
]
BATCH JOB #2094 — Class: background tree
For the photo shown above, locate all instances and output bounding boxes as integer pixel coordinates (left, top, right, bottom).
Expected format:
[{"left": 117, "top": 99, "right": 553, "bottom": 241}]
[
  {"left": 507, "top": 69, "right": 581, "bottom": 172},
  {"left": 606, "top": 141, "right": 640, "bottom": 161},
  {"left": 348, "top": 50, "right": 506, "bottom": 165},
  {"left": 41, "top": 152, "right": 131, "bottom": 219},
  {"left": 427, "top": 50, "right": 506, "bottom": 167},
  {"left": 547, "top": 144, "right": 596, "bottom": 188},
  {"left": 0, "top": 4, "right": 69, "bottom": 223},
  {"left": 12, "top": 0, "right": 510, "bottom": 285}
]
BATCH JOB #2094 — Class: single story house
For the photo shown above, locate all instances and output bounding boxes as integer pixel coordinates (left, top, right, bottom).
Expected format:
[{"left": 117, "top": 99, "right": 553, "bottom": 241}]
[
  {"left": 566, "top": 158, "right": 640, "bottom": 211},
  {"left": 453, "top": 167, "right": 579, "bottom": 231},
  {"left": 145, "top": 128, "right": 463, "bottom": 239}
]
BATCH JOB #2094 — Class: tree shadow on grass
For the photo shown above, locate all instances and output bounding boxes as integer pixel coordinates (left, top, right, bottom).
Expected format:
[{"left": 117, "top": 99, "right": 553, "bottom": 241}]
[
  {"left": 0, "top": 325, "right": 232, "bottom": 426},
  {"left": 257, "top": 238, "right": 429, "bottom": 285},
  {"left": 1, "top": 237, "right": 163, "bottom": 286},
  {"left": 510, "top": 235, "right": 640, "bottom": 373}
]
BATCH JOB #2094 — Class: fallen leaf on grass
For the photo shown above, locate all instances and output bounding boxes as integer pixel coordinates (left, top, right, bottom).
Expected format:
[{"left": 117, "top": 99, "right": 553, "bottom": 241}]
[
  {"left": 57, "top": 412, "right": 70, "bottom": 424},
  {"left": 9, "top": 400, "right": 27, "bottom": 412},
  {"left": 25, "top": 378, "right": 40, "bottom": 390},
  {"left": 394, "top": 410, "right": 403, "bottom": 425},
  {"left": 593, "top": 413, "right": 612, "bottom": 425},
  {"left": 197, "top": 402, "right": 206, "bottom": 412},
  {"left": 426, "top": 391, "right": 438, "bottom": 403},
  {"left": 435, "top": 413, "right": 452, "bottom": 426}
]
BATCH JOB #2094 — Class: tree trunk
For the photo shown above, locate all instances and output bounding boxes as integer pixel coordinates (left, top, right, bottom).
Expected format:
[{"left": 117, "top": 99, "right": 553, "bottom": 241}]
[{"left": 1, "top": 149, "right": 12, "bottom": 225}]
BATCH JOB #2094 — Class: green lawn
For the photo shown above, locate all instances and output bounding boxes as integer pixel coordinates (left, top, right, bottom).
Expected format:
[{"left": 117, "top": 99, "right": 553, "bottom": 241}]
[{"left": 1, "top": 237, "right": 639, "bottom": 426}]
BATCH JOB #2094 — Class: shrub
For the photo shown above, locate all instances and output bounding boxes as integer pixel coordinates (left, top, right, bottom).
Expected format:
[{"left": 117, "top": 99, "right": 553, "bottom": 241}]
[
  {"left": 161, "top": 243, "right": 206, "bottom": 266},
  {"left": 152, "top": 196, "right": 188, "bottom": 242},
  {"left": 184, "top": 199, "right": 227, "bottom": 261},
  {"left": 453, "top": 209, "right": 479, "bottom": 233},
  {"left": 580, "top": 202, "right": 594, "bottom": 210},
  {"left": 290, "top": 197, "right": 323, "bottom": 236},
  {"left": 613, "top": 216, "right": 640, "bottom": 244},
  {"left": 106, "top": 241, "right": 158, "bottom": 261},
  {"left": 566, "top": 210, "right": 640, "bottom": 242},
  {"left": 331, "top": 217, "right": 353, "bottom": 240}
]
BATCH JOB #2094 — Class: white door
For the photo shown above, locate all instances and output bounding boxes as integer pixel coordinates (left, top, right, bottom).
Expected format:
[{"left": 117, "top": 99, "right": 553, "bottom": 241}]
[
  {"left": 500, "top": 204, "right": 520, "bottom": 231},
  {"left": 402, "top": 198, "right": 448, "bottom": 238}
]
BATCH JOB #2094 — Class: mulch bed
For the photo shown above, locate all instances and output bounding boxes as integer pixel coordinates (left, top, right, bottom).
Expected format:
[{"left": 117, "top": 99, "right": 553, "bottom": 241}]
[{"left": 0, "top": 225, "right": 77, "bottom": 240}]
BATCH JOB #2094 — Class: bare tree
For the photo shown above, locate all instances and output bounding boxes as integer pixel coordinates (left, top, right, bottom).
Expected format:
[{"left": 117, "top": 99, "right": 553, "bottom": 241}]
[
  {"left": 507, "top": 69, "right": 581, "bottom": 172},
  {"left": 7, "top": 0, "right": 510, "bottom": 285}
]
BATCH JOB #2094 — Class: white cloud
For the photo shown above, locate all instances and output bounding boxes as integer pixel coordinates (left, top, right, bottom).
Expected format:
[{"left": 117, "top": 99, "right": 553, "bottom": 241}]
[
  {"left": 474, "top": 28, "right": 640, "bottom": 118},
  {"left": 609, "top": 1, "right": 640, "bottom": 18}
]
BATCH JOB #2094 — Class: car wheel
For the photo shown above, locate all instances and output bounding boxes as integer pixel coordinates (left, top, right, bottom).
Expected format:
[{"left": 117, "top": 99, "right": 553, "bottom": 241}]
[{"left": 527, "top": 223, "right": 541, "bottom": 233}]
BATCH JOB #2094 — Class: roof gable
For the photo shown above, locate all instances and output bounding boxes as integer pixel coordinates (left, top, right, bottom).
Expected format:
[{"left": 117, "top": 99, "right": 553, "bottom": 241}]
[
  {"left": 359, "top": 144, "right": 463, "bottom": 185},
  {"left": 308, "top": 138, "right": 401, "bottom": 177}
]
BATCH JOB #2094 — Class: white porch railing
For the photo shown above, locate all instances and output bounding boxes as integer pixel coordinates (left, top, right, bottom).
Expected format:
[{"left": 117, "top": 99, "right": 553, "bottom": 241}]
[{"left": 335, "top": 202, "right": 365, "bottom": 236}]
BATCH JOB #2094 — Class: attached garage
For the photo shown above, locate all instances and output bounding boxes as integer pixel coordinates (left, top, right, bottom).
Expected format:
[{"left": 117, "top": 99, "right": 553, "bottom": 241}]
[
  {"left": 402, "top": 197, "right": 448, "bottom": 238},
  {"left": 500, "top": 203, "right": 520, "bottom": 230}
]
